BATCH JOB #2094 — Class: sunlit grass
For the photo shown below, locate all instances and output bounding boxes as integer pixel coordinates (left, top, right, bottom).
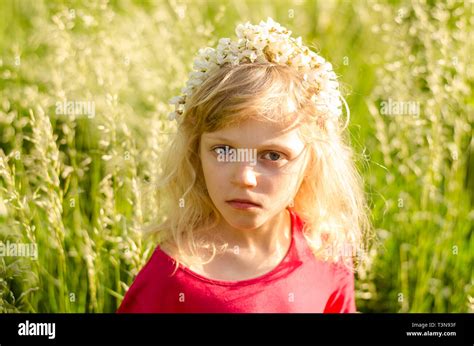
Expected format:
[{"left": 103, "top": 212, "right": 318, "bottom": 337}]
[{"left": 0, "top": 0, "right": 472, "bottom": 313}]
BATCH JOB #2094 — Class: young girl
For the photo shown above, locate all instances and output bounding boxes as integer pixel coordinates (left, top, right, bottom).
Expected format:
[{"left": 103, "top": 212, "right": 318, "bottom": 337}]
[{"left": 117, "top": 18, "right": 371, "bottom": 313}]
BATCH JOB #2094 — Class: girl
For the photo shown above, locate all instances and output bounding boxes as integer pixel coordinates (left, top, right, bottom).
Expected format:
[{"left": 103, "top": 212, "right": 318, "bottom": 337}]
[{"left": 117, "top": 18, "right": 371, "bottom": 313}]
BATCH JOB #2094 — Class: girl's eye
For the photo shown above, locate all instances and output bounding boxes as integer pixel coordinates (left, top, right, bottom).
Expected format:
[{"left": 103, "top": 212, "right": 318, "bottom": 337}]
[
  {"left": 211, "top": 146, "right": 288, "bottom": 166},
  {"left": 212, "top": 145, "right": 229, "bottom": 156},
  {"left": 261, "top": 151, "right": 288, "bottom": 165},
  {"left": 262, "top": 152, "right": 281, "bottom": 161}
]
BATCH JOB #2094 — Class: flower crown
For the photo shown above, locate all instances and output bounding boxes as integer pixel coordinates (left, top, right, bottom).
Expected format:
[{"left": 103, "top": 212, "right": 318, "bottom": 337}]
[{"left": 168, "top": 17, "right": 343, "bottom": 123}]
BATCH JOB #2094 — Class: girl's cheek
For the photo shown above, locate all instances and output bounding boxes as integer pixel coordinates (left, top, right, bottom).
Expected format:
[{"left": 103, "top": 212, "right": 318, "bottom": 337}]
[
  {"left": 274, "top": 174, "right": 295, "bottom": 193},
  {"left": 204, "top": 155, "right": 219, "bottom": 172}
]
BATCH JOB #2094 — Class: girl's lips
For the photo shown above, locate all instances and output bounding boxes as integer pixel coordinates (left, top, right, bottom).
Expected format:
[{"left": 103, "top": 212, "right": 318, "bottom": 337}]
[{"left": 226, "top": 200, "right": 261, "bottom": 209}]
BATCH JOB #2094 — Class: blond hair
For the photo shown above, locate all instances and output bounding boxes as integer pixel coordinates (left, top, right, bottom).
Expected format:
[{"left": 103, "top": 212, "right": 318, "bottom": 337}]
[{"left": 145, "top": 62, "right": 372, "bottom": 273}]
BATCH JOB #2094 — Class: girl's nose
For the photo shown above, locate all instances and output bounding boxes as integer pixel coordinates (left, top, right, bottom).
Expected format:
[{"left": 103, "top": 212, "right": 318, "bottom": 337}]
[{"left": 231, "top": 164, "right": 257, "bottom": 187}]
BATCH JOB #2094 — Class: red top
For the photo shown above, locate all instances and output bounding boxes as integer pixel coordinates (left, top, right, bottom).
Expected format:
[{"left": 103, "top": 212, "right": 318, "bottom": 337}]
[{"left": 117, "top": 208, "right": 356, "bottom": 313}]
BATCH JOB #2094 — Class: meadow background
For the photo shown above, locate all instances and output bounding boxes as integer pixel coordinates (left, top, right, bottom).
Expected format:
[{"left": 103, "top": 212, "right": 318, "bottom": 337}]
[{"left": 0, "top": 0, "right": 472, "bottom": 313}]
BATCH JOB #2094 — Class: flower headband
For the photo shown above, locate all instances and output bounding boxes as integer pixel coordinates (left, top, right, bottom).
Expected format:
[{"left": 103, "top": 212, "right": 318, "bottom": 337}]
[{"left": 168, "top": 17, "right": 344, "bottom": 123}]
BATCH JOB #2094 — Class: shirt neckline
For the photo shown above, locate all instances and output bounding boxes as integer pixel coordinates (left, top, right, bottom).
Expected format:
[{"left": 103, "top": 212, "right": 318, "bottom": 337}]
[{"left": 158, "top": 207, "right": 297, "bottom": 287}]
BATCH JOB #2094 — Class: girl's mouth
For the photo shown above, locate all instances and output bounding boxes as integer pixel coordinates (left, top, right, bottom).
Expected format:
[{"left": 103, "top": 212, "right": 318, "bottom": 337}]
[{"left": 226, "top": 199, "right": 262, "bottom": 210}]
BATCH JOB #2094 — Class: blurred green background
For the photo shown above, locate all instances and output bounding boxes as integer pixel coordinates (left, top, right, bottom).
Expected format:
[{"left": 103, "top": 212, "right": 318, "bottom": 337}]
[{"left": 0, "top": 0, "right": 472, "bottom": 313}]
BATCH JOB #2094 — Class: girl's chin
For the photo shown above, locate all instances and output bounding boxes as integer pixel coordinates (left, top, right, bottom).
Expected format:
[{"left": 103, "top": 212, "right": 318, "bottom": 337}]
[{"left": 219, "top": 211, "right": 264, "bottom": 229}]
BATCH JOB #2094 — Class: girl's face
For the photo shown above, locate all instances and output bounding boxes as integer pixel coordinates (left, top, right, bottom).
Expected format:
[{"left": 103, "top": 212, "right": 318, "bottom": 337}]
[{"left": 200, "top": 118, "right": 309, "bottom": 231}]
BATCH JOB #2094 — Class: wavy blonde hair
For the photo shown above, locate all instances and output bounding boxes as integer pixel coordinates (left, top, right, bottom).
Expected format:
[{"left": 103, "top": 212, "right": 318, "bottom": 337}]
[{"left": 145, "top": 62, "right": 372, "bottom": 273}]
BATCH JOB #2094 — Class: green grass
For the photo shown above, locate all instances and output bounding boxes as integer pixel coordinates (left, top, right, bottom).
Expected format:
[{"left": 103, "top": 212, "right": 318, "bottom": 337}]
[{"left": 0, "top": 0, "right": 472, "bottom": 313}]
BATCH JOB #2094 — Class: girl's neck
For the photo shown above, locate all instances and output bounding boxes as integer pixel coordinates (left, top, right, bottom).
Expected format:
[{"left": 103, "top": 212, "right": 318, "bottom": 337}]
[
  {"left": 210, "top": 208, "right": 291, "bottom": 257},
  {"left": 168, "top": 208, "right": 293, "bottom": 282},
  {"left": 160, "top": 208, "right": 292, "bottom": 277}
]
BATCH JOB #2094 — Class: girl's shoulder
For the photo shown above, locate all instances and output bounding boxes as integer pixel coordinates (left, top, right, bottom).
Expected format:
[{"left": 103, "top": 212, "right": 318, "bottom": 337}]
[
  {"left": 117, "top": 243, "right": 180, "bottom": 312},
  {"left": 158, "top": 241, "right": 191, "bottom": 271},
  {"left": 133, "top": 244, "right": 179, "bottom": 285}
]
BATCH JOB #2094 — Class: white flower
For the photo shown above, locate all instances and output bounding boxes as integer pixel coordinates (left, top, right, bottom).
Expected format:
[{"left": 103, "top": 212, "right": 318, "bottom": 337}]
[
  {"left": 198, "top": 47, "right": 214, "bottom": 56},
  {"left": 181, "top": 86, "right": 194, "bottom": 96},
  {"left": 169, "top": 95, "right": 184, "bottom": 105},
  {"left": 188, "top": 71, "right": 206, "bottom": 80},
  {"left": 216, "top": 51, "right": 227, "bottom": 65},
  {"left": 326, "top": 80, "right": 340, "bottom": 90},
  {"left": 168, "top": 18, "right": 342, "bottom": 123},
  {"left": 322, "top": 61, "right": 333, "bottom": 71},
  {"left": 239, "top": 49, "right": 258, "bottom": 62},
  {"left": 251, "top": 36, "right": 268, "bottom": 51},
  {"left": 235, "top": 22, "right": 255, "bottom": 39},
  {"left": 168, "top": 112, "right": 177, "bottom": 121},
  {"left": 260, "top": 17, "right": 289, "bottom": 37},
  {"left": 187, "top": 78, "right": 203, "bottom": 88},
  {"left": 197, "top": 47, "right": 218, "bottom": 65},
  {"left": 218, "top": 38, "right": 231, "bottom": 46},
  {"left": 294, "top": 36, "right": 303, "bottom": 47},
  {"left": 255, "top": 53, "right": 267, "bottom": 63},
  {"left": 292, "top": 52, "right": 312, "bottom": 67},
  {"left": 193, "top": 57, "right": 211, "bottom": 71}
]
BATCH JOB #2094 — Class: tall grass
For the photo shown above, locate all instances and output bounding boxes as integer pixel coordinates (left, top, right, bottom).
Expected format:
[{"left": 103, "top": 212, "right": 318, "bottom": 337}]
[
  {"left": 364, "top": 0, "right": 473, "bottom": 312},
  {"left": 0, "top": 0, "right": 472, "bottom": 312}
]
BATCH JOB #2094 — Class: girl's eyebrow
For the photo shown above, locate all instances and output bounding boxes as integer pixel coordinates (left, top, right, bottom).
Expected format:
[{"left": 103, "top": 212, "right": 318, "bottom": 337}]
[{"left": 204, "top": 135, "right": 296, "bottom": 154}]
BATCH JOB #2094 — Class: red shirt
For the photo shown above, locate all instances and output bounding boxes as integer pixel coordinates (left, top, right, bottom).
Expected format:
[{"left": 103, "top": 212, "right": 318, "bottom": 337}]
[{"left": 117, "top": 208, "right": 356, "bottom": 313}]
